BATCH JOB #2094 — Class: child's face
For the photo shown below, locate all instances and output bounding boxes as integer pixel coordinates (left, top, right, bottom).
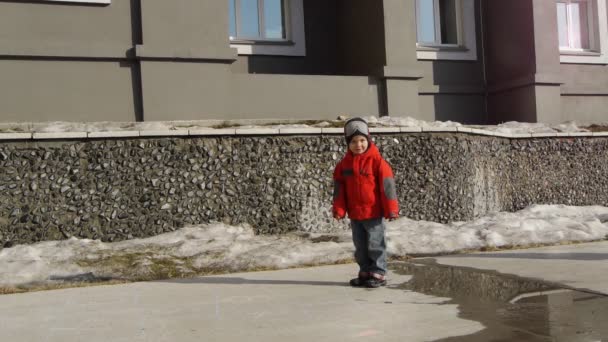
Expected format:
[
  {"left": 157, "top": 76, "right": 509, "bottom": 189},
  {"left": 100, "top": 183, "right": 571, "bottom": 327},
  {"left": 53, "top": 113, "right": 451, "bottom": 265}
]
[{"left": 349, "top": 135, "right": 369, "bottom": 155}]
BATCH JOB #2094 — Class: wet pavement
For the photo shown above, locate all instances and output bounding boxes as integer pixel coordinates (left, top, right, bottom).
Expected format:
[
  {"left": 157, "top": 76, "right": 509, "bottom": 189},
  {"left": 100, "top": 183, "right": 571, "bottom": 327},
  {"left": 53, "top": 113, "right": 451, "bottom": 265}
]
[
  {"left": 394, "top": 261, "right": 608, "bottom": 342},
  {"left": 433, "top": 241, "right": 608, "bottom": 295}
]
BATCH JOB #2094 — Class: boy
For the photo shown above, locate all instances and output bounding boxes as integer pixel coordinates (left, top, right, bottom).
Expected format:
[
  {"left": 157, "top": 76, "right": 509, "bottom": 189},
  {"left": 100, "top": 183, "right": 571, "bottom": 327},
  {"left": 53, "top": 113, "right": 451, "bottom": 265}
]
[{"left": 332, "top": 117, "right": 399, "bottom": 288}]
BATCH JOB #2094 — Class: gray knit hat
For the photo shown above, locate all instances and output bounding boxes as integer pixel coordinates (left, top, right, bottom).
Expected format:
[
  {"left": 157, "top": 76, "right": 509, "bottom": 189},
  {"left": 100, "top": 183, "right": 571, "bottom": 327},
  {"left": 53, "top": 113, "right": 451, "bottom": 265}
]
[{"left": 344, "top": 117, "right": 369, "bottom": 144}]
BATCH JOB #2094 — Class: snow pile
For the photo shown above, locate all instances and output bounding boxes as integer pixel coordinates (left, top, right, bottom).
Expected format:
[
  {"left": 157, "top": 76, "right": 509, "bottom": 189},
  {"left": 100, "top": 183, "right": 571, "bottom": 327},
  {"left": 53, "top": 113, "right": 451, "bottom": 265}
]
[
  {"left": 1, "top": 204, "right": 607, "bottom": 288},
  {"left": 387, "top": 204, "right": 608, "bottom": 255}
]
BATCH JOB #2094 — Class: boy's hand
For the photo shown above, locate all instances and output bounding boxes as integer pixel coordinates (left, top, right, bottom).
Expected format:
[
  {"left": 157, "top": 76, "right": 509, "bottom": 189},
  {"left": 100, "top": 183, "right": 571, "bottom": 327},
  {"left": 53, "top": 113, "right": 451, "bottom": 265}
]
[{"left": 333, "top": 213, "right": 345, "bottom": 220}]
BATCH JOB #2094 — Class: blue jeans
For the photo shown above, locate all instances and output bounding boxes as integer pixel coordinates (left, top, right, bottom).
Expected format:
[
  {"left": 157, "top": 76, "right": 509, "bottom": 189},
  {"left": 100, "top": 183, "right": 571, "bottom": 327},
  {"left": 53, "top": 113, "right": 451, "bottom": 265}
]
[{"left": 351, "top": 217, "right": 387, "bottom": 276}]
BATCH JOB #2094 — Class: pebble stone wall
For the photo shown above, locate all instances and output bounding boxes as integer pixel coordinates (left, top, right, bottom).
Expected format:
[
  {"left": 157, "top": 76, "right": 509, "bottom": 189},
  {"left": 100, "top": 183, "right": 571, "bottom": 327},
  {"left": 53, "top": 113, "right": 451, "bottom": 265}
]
[{"left": 1, "top": 133, "right": 608, "bottom": 246}]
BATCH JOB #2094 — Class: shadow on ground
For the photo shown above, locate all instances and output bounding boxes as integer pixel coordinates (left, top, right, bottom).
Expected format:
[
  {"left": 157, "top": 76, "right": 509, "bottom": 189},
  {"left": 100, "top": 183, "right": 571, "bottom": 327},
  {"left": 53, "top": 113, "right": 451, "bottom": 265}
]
[{"left": 160, "top": 277, "right": 347, "bottom": 287}]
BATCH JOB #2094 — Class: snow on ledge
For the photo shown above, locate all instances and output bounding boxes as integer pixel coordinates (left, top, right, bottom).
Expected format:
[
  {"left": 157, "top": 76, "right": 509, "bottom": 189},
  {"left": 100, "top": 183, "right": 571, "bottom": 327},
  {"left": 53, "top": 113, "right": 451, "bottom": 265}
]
[{"left": 0, "top": 117, "right": 604, "bottom": 141}]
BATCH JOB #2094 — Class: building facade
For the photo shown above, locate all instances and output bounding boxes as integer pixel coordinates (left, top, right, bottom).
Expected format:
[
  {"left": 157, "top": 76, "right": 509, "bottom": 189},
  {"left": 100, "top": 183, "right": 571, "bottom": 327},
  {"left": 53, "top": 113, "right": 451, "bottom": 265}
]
[{"left": 0, "top": 0, "right": 607, "bottom": 124}]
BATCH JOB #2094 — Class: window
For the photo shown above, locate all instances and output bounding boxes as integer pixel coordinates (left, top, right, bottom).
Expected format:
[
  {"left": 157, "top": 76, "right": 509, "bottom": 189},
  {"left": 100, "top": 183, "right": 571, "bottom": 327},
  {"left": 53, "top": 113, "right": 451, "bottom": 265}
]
[
  {"left": 415, "top": 0, "right": 477, "bottom": 60},
  {"left": 558, "top": 0, "right": 608, "bottom": 64},
  {"left": 557, "top": 0, "right": 594, "bottom": 50},
  {"left": 229, "top": 0, "right": 306, "bottom": 56},
  {"left": 230, "top": 0, "right": 286, "bottom": 41},
  {"left": 416, "top": 0, "right": 460, "bottom": 46}
]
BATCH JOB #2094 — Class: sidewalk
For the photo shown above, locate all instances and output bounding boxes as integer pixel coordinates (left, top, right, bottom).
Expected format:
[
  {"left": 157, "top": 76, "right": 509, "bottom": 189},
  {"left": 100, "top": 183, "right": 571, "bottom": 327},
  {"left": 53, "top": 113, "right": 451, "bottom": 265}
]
[
  {"left": 0, "top": 264, "right": 482, "bottom": 342},
  {"left": 1, "top": 241, "right": 607, "bottom": 342}
]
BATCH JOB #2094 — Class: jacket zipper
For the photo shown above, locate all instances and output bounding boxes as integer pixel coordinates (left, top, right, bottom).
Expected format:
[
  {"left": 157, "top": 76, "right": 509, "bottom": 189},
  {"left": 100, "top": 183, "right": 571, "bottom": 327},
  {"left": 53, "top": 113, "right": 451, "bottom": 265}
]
[{"left": 354, "top": 154, "right": 363, "bottom": 207}]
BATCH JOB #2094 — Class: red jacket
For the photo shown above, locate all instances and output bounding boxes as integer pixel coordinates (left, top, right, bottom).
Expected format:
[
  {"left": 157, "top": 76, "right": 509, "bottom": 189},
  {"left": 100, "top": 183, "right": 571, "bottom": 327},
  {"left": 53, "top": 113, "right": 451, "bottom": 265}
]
[{"left": 332, "top": 142, "right": 399, "bottom": 220}]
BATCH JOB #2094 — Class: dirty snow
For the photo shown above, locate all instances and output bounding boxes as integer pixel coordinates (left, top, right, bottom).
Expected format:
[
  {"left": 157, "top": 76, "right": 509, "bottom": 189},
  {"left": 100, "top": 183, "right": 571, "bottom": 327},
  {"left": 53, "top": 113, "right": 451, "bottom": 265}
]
[{"left": 1, "top": 204, "right": 607, "bottom": 288}]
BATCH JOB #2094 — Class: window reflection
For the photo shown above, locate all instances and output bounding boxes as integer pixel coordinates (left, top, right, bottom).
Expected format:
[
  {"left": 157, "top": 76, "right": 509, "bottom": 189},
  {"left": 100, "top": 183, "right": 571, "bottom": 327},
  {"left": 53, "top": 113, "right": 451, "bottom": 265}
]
[
  {"left": 416, "top": 0, "right": 459, "bottom": 45},
  {"left": 416, "top": 0, "right": 436, "bottom": 44},
  {"left": 264, "top": 0, "right": 285, "bottom": 39},
  {"left": 229, "top": 0, "right": 286, "bottom": 40}
]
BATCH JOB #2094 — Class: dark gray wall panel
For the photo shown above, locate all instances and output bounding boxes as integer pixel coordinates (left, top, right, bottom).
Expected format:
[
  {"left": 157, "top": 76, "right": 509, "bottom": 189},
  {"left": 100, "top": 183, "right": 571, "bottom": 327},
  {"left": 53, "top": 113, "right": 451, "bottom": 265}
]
[{"left": 0, "top": 60, "right": 138, "bottom": 122}]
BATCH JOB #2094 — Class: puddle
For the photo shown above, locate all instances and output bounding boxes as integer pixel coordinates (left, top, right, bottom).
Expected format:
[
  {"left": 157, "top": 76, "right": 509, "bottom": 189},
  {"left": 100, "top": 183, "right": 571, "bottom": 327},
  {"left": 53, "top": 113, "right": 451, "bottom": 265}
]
[{"left": 390, "top": 261, "right": 608, "bottom": 342}]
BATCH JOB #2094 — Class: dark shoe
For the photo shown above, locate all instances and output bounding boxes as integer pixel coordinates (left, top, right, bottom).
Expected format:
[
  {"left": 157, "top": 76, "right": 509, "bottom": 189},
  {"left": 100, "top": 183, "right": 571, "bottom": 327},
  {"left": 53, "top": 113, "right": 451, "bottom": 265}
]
[
  {"left": 365, "top": 275, "right": 387, "bottom": 288},
  {"left": 349, "top": 272, "right": 370, "bottom": 287},
  {"left": 349, "top": 277, "right": 366, "bottom": 287}
]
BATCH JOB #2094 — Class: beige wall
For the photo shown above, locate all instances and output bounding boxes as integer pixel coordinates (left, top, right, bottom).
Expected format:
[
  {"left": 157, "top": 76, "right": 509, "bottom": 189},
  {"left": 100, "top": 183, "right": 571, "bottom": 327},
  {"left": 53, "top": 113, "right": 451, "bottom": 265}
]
[
  {"left": 559, "top": 61, "right": 608, "bottom": 124},
  {"left": 0, "top": 0, "right": 484, "bottom": 124},
  {"left": 381, "top": 0, "right": 423, "bottom": 118},
  {"left": 0, "top": 60, "right": 137, "bottom": 122},
  {"left": 413, "top": 0, "right": 486, "bottom": 122},
  {"left": 561, "top": 96, "right": 608, "bottom": 124},
  {"left": 535, "top": 85, "right": 562, "bottom": 124},
  {"left": 140, "top": 1, "right": 230, "bottom": 57},
  {"left": 0, "top": 0, "right": 135, "bottom": 55},
  {"left": 0, "top": 0, "right": 138, "bottom": 122},
  {"left": 141, "top": 62, "right": 381, "bottom": 121},
  {"left": 3, "top": 0, "right": 607, "bottom": 125},
  {"left": 420, "top": 94, "right": 486, "bottom": 124}
]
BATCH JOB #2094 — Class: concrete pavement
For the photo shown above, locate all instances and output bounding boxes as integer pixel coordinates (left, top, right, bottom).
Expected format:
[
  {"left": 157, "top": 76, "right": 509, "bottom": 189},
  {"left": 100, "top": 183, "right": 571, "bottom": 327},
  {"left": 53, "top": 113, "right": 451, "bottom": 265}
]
[
  {"left": 1, "top": 241, "right": 608, "bottom": 341},
  {"left": 0, "top": 264, "right": 483, "bottom": 342}
]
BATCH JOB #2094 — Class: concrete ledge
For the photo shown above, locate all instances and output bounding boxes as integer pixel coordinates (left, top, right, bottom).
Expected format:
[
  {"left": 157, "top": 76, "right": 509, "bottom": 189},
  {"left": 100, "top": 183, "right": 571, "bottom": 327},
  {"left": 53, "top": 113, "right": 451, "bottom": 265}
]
[
  {"left": 561, "top": 84, "right": 608, "bottom": 95},
  {"left": 0, "top": 133, "right": 32, "bottom": 140},
  {"left": 2, "top": 128, "right": 604, "bottom": 141},
  {"left": 189, "top": 129, "right": 236, "bottom": 136},
  {"left": 489, "top": 73, "right": 564, "bottom": 94},
  {"left": 531, "top": 133, "right": 558, "bottom": 138},
  {"left": 469, "top": 128, "right": 495, "bottom": 136},
  {"left": 400, "top": 127, "right": 423, "bottom": 133},
  {"left": 418, "top": 85, "right": 485, "bottom": 95},
  {"left": 278, "top": 128, "right": 323, "bottom": 135},
  {"left": 235, "top": 128, "right": 280, "bottom": 135},
  {"left": 369, "top": 127, "right": 401, "bottom": 133},
  {"left": 139, "top": 130, "right": 189, "bottom": 137},
  {"left": 135, "top": 45, "right": 237, "bottom": 62},
  {"left": 0, "top": 42, "right": 128, "bottom": 59},
  {"left": 492, "top": 132, "right": 513, "bottom": 138},
  {"left": 32, "top": 132, "right": 88, "bottom": 140},
  {"left": 381, "top": 66, "right": 424, "bottom": 80},
  {"left": 422, "top": 126, "right": 459, "bottom": 132},
  {"left": 88, "top": 131, "right": 140, "bottom": 138},
  {"left": 456, "top": 127, "right": 473, "bottom": 134},
  {"left": 568, "top": 132, "right": 593, "bottom": 137},
  {"left": 46, "top": 0, "right": 111, "bottom": 4},
  {"left": 321, "top": 128, "right": 344, "bottom": 134},
  {"left": 509, "top": 133, "right": 533, "bottom": 138}
]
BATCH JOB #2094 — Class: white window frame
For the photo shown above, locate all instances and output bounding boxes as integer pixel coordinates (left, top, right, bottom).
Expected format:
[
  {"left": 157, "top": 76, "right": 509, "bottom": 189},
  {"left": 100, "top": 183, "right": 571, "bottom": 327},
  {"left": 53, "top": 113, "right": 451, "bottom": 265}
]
[
  {"left": 559, "top": 0, "right": 608, "bottom": 64},
  {"left": 229, "top": 0, "right": 306, "bottom": 56},
  {"left": 415, "top": 0, "right": 477, "bottom": 60}
]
